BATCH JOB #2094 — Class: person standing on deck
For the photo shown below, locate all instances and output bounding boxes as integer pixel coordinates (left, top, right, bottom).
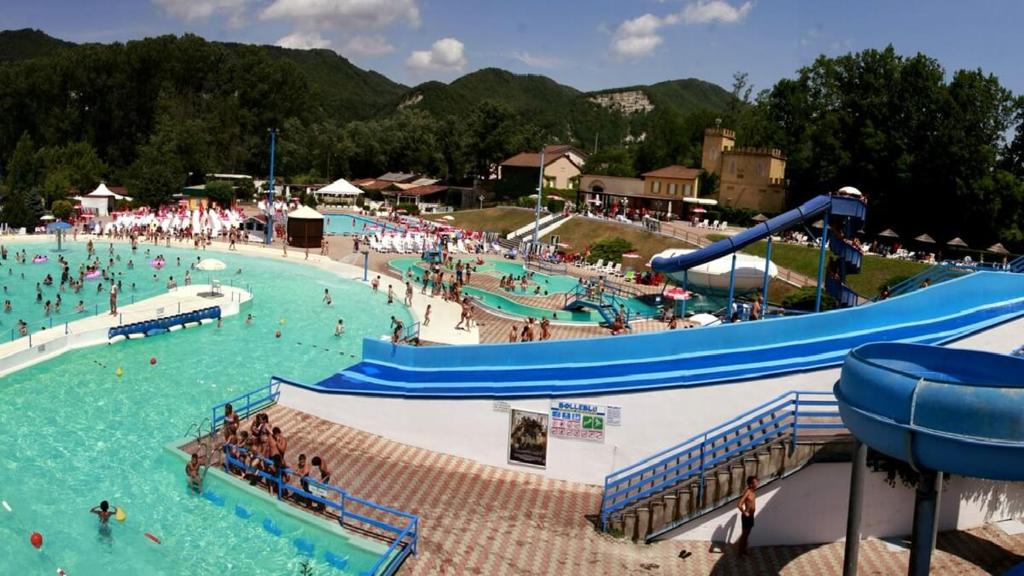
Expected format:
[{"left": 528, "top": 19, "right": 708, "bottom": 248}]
[
  {"left": 736, "top": 475, "right": 758, "bottom": 556},
  {"left": 109, "top": 282, "right": 118, "bottom": 315}
]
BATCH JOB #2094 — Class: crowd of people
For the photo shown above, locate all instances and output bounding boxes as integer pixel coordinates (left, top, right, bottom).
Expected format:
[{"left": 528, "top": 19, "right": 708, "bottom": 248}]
[{"left": 215, "top": 404, "right": 335, "bottom": 510}]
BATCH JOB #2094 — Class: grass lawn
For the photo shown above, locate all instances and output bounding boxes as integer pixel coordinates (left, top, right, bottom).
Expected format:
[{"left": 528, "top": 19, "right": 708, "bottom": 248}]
[
  {"left": 708, "top": 234, "right": 929, "bottom": 296},
  {"left": 554, "top": 217, "right": 684, "bottom": 270},
  {"left": 425, "top": 207, "right": 537, "bottom": 235}
]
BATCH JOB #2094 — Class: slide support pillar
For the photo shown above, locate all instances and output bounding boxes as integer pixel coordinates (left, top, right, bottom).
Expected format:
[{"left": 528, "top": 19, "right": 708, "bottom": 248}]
[
  {"left": 761, "top": 237, "right": 773, "bottom": 314},
  {"left": 842, "top": 440, "right": 868, "bottom": 576},
  {"left": 908, "top": 469, "right": 942, "bottom": 576},
  {"left": 682, "top": 270, "right": 689, "bottom": 317},
  {"left": 815, "top": 208, "right": 831, "bottom": 312},
  {"left": 727, "top": 253, "right": 737, "bottom": 321}
]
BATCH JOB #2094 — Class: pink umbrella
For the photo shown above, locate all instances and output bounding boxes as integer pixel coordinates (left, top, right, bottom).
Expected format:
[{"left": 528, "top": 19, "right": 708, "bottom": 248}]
[
  {"left": 664, "top": 287, "right": 692, "bottom": 300},
  {"left": 622, "top": 251, "right": 640, "bottom": 258},
  {"left": 690, "top": 207, "right": 707, "bottom": 214}
]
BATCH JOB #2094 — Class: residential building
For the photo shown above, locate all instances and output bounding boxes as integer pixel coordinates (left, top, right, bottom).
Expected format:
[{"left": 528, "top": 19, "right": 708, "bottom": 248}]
[
  {"left": 578, "top": 165, "right": 708, "bottom": 220},
  {"left": 701, "top": 127, "right": 787, "bottom": 213},
  {"left": 498, "top": 146, "right": 587, "bottom": 192}
]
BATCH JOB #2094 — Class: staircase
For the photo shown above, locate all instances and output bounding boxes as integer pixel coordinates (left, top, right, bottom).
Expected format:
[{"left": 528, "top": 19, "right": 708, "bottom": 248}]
[
  {"left": 880, "top": 263, "right": 970, "bottom": 300},
  {"left": 598, "top": 391, "right": 847, "bottom": 543},
  {"left": 564, "top": 281, "right": 652, "bottom": 328},
  {"left": 823, "top": 196, "right": 868, "bottom": 307},
  {"left": 1008, "top": 255, "right": 1024, "bottom": 273}
]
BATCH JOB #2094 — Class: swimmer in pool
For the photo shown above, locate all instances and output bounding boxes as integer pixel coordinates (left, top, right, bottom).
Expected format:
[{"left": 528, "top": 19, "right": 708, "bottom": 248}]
[{"left": 90, "top": 501, "right": 117, "bottom": 524}]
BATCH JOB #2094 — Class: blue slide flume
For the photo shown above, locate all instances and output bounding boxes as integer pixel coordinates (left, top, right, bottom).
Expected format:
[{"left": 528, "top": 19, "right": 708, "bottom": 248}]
[
  {"left": 836, "top": 342, "right": 1024, "bottom": 481},
  {"left": 650, "top": 194, "right": 866, "bottom": 274}
]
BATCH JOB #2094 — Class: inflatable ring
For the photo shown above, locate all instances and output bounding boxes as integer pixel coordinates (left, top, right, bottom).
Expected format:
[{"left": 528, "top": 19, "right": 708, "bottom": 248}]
[
  {"left": 85, "top": 271, "right": 101, "bottom": 280},
  {"left": 32, "top": 256, "right": 48, "bottom": 264},
  {"left": 150, "top": 260, "right": 165, "bottom": 269}
]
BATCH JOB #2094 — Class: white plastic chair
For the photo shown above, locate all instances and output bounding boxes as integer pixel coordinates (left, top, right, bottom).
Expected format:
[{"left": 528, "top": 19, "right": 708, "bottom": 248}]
[
  {"left": 590, "top": 258, "right": 605, "bottom": 270},
  {"left": 719, "top": 221, "right": 728, "bottom": 230}
]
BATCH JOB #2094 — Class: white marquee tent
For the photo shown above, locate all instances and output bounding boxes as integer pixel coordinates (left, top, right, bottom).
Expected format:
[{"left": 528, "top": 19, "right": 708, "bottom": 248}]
[
  {"left": 75, "top": 183, "right": 132, "bottom": 217},
  {"left": 313, "top": 178, "right": 363, "bottom": 204}
]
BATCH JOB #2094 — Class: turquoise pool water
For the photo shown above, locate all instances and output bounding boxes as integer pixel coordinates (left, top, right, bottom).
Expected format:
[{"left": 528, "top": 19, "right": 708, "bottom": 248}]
[
  {"left": 323, "top": 214, "right": 394, "bottom": 236},
  {"left": 390, "top": 257, "right": 580, "bottom": 296},
  {"left": 0, "top": 241, "right": 412, "bottom": 575},
  {"left": 462, "top": 286, "right": 658, "bottom": 323}
]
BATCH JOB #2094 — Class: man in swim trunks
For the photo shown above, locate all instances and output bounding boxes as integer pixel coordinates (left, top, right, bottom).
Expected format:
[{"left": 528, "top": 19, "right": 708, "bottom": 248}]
[
  {"left": 736, "top": 475, "right": 758, "bottom": 556},
  {"left": 109, "top": 282, "right": 118, "bottom": 315}
]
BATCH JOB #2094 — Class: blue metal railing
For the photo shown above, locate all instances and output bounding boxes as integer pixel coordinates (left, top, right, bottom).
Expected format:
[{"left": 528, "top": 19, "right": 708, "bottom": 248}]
[
  {"left": 599, "top": 390, "right": 843, "bottom": 529},
  {"left": 211, "top": 380, "right": 281, "bottom": 433},
  {"left": 881, "top": 263, "right": 968, "bottom": 300},
  {"left": 1010, "top": 255, "right": 1024, "bottom": 273},
  {"left": 223, "top": 444, "right": 418, "bottom": 575},
  {"left": 399, "top": 321, "right": 421, "bottom": 343}
]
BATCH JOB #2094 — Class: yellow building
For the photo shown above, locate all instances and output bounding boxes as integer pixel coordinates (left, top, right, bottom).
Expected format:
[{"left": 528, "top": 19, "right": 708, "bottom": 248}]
[{"left": 701, "top": 127, "right": 787, "bottom": 213}]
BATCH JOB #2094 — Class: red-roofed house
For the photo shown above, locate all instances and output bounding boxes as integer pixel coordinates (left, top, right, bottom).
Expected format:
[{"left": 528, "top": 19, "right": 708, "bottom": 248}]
[
  {"left": 577, "top": 164, "right": 706, "bottom": 220},
  {"left": 498, "top": 146, "right": 585, "bottom": 191}
]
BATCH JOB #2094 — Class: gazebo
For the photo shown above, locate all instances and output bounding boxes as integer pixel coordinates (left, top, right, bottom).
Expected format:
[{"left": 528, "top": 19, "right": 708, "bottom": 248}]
[
  {"left": 76, "top": 183, "right": 131, "bottom": 216},
  {"left": 313, "top": 178, "right": 363, "bottom": 205},
  {"left": 286, "top": 205, "right": 324, "bottom": 248}
]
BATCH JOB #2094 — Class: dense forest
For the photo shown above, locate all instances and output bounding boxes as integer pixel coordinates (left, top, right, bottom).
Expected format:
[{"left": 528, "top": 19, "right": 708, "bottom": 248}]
[{"left": 1, "top": 30, "right": 1023, "bottom": 249}]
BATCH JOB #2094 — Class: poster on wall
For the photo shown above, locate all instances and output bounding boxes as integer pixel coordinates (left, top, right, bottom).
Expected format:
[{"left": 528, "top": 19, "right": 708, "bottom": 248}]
[
  {"left": 508, "top": 409, "right": 549, "bottom": 468},
  {"left": 550, "top": 401, "right": 606, "bottom": 442}
]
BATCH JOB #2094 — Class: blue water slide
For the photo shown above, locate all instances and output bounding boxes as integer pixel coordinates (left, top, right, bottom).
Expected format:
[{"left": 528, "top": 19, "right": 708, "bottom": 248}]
[
  {"left": 836, "top": 342, "right": 1024, "bottom": 480},
  {"left": 292, "top": 272, "right": 1024, "bottom": 399},
  {"left": 651, "top": 195, "right": 834, "bottom": 273}
]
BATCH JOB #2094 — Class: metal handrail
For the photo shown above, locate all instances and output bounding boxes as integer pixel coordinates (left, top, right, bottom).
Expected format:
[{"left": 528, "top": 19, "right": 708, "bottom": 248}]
[
  {"left": 223, "top": 444, "right": 419, "bottom": 575},
  {"left": 600, "top": 390, "right": 843, "bottom": 527},
  {"left": 210, "top": 381, "right": 280, "bottom": 433}
]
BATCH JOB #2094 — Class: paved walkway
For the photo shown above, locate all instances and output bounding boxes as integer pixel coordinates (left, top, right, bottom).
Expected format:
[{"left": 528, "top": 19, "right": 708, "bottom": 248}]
[{"left": 187, "top": 404, "right": 1024, "bottom": 576}]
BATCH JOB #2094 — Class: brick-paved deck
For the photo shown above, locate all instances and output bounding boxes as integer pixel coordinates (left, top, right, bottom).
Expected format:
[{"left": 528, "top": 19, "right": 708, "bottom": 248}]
[{"left": 188, "top": 404, "right": 1024, "bottom": 575}]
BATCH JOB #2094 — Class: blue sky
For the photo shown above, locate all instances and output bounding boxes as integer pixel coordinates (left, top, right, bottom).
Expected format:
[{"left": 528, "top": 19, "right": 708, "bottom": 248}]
[{"left": 3, "top": 0, "right": 1024, "bottom": 95}]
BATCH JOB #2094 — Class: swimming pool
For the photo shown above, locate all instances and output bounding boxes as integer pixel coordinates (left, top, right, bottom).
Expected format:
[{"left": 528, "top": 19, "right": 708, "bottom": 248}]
[
  {"left": 390, "top": 257, "right": 580, "bottom": 296},
  {"left": 461, "top": 286, "right": 659, "bottom": 323},
  {"left": 0, "top": 241, "right": 413, "bottom": 575},
  {"left": 323, "top": 214, "right": 395, "bottom": 236}
]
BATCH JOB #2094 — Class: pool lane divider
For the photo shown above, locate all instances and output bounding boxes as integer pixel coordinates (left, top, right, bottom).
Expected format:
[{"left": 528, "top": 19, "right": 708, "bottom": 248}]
[{"left": 107, "top": 306, "right": 221, "bottom": 342}]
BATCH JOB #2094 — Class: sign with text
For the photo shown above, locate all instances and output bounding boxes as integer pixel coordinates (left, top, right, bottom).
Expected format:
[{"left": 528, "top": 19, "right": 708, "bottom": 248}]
[{"left": 550, "top": 401, "right": 605, "bottom": 442}]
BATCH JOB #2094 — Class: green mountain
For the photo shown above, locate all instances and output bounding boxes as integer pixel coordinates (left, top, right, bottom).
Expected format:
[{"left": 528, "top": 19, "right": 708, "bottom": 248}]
[
  {"left": 258, "top": 45, "right": 406, "bottom": 122},
  {"left": 0, "top": 28, "right": 73, "bottom": 62},
  {"left": 592, "top": 78, "right": 736, "bottom": 116}
]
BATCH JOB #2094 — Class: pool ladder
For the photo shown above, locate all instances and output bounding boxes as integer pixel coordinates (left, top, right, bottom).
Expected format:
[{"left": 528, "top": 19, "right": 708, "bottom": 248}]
[{"left": 184, "top": 418, "right": 216, "bottom": 479}]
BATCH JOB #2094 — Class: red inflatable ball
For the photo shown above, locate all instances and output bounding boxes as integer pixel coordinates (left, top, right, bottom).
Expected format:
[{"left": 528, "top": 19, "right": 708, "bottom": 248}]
[
  {"left": 149, "top": 357, "right": 157, "bottom": 366},
  {"left": 30, "top": 531, "right": 42, "bottom": 549},
  {"left": 275, "top": 330, "right": 282, "bottom": 339}
]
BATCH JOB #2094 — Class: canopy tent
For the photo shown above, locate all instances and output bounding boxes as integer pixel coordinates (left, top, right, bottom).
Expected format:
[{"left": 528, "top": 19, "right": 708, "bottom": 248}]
[
  {"left": 314, "top": 179, "right": 363, "bottom": 204},
  {"left": 914, "top": 234, "right": 936, "bottom": 244},
  {"left": 76, "top": 183, "right": 132, "bottom": 217},
  {"left": 286, "top": 205, "right": 324, "bottom": 248},
  {"left": 751, "top": 213, "right": 769, "bottom": 223},
  {"left": 987, "top": 242, "right": 1010, "bottom": 255},
  {"left": 877, "top": 229, "right": 899, "bottom": 239},
  {"left": 946, "top": 237, "right": 969, "bottom": 248}
]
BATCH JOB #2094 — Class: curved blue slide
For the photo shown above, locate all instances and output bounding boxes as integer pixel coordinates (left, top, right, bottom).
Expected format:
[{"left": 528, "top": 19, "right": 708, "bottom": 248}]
[
  {"left": 836, "top": 342, "right": 1024, "bottom": 481},
  {"left": 292, "top": 272, "right": 1024, "bottom": 399},
  {"left": 650, "top": 194, "right": 864, "bottom": 273}
]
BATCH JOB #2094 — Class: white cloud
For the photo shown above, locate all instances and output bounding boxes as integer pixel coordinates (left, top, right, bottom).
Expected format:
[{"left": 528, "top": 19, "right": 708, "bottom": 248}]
[
  {"left": 678, "top": 0, "right": 754, "bottom": 25},
  {"left": 276, "top": 31, "right": 332, "bottom": 50},
  {"left": 341, "top": 35, "right": 395, "bottom": 57},
  {"left": 511, "top": 51, "right": 563, "bottom": 70},
  {"left": 261, "top": 0, "right": 420, "bottom": 30},
  {"left": 406, "top": 38, "right": 466, "bottom": 73},
  {"left": 153, "top": 0, "right": 248, "bottom": 23},
  {"left": 611, "top": 1, "right": 753, "bottom": 59}
]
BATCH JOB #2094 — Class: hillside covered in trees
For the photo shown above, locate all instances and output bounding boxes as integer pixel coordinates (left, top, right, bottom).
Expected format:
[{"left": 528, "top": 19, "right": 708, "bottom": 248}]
[{"left": 1, "top": 30, "right": 1023, "bottom": 250}]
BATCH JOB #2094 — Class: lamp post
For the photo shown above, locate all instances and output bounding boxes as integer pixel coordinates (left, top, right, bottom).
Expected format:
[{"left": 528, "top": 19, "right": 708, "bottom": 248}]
[
  {"left": 478, "top": 194, "right": 485, "bottom": 210},
  {"left": 532, "top": 147, "right": 546, "bottom": 245},
  {"left": 361, "top": 249, "right": 370, "bottom": 282},
  {"left": 265, "top": 128, "right": 279, "bottom": 246}
]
